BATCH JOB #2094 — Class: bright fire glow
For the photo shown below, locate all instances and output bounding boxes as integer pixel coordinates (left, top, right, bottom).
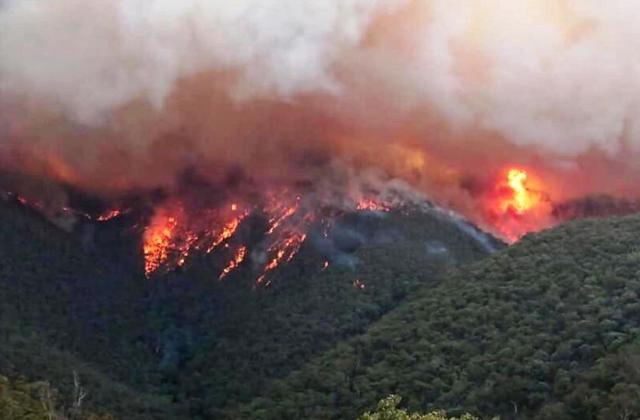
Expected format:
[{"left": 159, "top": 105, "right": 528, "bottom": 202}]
[
  {"left": 204, "top": 213, "right": 247, "bottom": 253},
  {"left": 256, "top": 232, "right": 307, "bottom": 285},
  {"left": 96, "top": 209, "right": 123, "bottom": 221},
  {"left": 356, "top": 198, "right": 390, "bottom": 212},
  {"left": 142, "top": 201, "right": 249, "bottom": 277},
  {"left": 504, "top": 168, "right": 533, "bottom": 214},
  {"left": 143, "top": 211, "right": 180, "bottom": 276},
  {"left": 488, "top": 167, "right": 552, "bottom": 243},
  {"left": 123, "top": 187, "right": 402, "bottom": 282},
  {"left": 219, "top": 246, "right": 247, "bottom": 280}
]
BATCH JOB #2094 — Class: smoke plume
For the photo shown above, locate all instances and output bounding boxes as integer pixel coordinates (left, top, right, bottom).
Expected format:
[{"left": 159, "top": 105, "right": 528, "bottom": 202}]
[{"left": 1, "top": 0, "right": 640, "bottom": 239}]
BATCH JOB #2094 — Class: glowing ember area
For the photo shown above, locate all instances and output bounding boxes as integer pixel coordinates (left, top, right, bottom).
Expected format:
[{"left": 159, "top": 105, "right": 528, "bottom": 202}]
[
  {"left": 503, "top": 169, "right": 535, "bottom": 214},
  {"left": 142, "top": 200, "right": 249, "bottom": 277},
  {"left": 96, "top": 209, "right": 123, "bottom": 221},
  {"left": 219, "top": 246, "right": 247, "bottom": 280},
  {"left": 204, "top": 214, "right": 248, "bottom": 253},
  {"left": 5, "top": 0, "right": 640, "bottom": 263},
  {"left": 487, "top": 167, "right": 553, "bottom": 243},
  {"left": 256, "top": 232, "right": 307, "bottom": 286},
  {"left": 264, "top": 194, "right": 301, "bottom": 235},
  {"left": 356, "top": 198, "right": 390, "bottom": 212},
  {"left": 143, "top": 210, "right": 180, "bottom": 276}
]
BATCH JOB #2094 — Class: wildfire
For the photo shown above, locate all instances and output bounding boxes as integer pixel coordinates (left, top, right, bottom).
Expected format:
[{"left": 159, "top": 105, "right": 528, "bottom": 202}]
[
  {"left": 204, "top": 212, "right": 248, "bottom": 253},
  {"left": 488, "top": 167, "right": 552, "bottom": 242},
  {"left": 265, "top": 200, "right": 300, "bottom": 234},
  {"left": 503, "top": 168, "right": 534, "bottom": 214},
  {"left": 143, "top": 210, "right": 180, "bottom": 276},
  {"left": 96, "top": 209, "right": 123, "bottom": 221},
  {"left": 256, "top": 232, "right": 307, "bottom": 285},
  {"left": 142, "top": 200, "right": 249, "bottom": 277},
  {"left": 134, "top": 185, "right": 411, "bottom": 282},
  {"left": 219, "top": 246, "right": 247, "bottom": 280},
  {"left": 356, "top": 198, "right": 390, "bottom": 212}
]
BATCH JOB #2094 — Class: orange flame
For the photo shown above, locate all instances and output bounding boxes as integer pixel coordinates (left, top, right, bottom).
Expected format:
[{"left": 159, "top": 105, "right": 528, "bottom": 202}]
[
  {"left": 356, "top": 198, "right": 390, "bottom": 212},
  {"left": 143, "top": 211, "right": 180, "bottom": 276},
  {"left": 266, "top": 202, "right": 299, "bottom": 234},
  {"left": 219, "top": 246, "right": 247, "bottom": 280},
  {"left": 204, "top": 212, "right": 248, "bottom": 253},
  {"left": 488, "top": 167, "right": 552, "bottom": 242},
  {"left": 256, "top": 232, "right": 307, "bottom": 285},
  {"left": 96, "top": 209, "right": 123, "bottom": 221},
  {"left": 142, "top": 201, "right": 249, "bottom": 277},
  {"left": 503, "top": 168, "right": 535, "bottom": 214}
]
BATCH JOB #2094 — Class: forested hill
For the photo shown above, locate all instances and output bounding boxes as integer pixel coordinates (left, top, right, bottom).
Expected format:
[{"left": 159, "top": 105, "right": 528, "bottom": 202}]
[
  {"left": 231, "top": 214, "right": 640, "bottom": 420},
  {"left": 0, "top": 199, "right": 184, "bottom": 419},
  {"left": 0, "top": 198, "right": 498, "bottom": 419}
]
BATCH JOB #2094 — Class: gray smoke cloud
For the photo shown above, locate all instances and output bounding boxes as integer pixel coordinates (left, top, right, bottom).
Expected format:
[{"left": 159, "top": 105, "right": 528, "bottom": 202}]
[
  {"left": 0, "top": 0, "right": 402, "bottom": 123},
  {"left": 415, "top": 0, "right": 640, "bottom": 156},
  {"left": 2, "top": 0, "right": 639, "bottom": 158},
  {"left": 1, "top": 0, "right": 640, "bottom": 240}
]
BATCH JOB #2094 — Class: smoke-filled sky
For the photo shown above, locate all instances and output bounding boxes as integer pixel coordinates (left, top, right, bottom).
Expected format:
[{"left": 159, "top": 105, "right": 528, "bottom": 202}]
[{"left": 1, "top": 0, "right": 639, "bottom": 236}]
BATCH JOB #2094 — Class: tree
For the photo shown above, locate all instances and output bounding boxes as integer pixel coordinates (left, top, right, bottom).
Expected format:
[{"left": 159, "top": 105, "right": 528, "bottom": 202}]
[{"left": 357, "top": 395, "right": 482, "bottom": 420}]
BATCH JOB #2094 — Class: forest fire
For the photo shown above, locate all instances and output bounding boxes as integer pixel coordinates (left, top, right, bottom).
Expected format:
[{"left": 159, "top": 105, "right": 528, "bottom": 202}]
[
  {"left": 256, "top": 232, "right": 307, "bottom": 286},
  {"left": 96, "top": 209, "right": 124, "bottom": 222},
  {"left": 356, "top": 199, "right": 391, "bottom": 212},
  {"left": 1, "top": 0, "right": 640, "bottom": 280},
  {"left": 486, "top": 167, "right": 552, "bottom": 243},
  {"left": 503, "top": 169, "right": 534, "bottom": 214},
  {"left": 219, "top": 246, "right": 247, "bottom": 280},
  {"left": 135, "top": 186, "right": 397, "bottom": 284},
  {"left": 143, "top": 210, "right": 181, "bottom": 276},
  {"left": 141, "top": 200, "right": 249, "bottom": 278}
]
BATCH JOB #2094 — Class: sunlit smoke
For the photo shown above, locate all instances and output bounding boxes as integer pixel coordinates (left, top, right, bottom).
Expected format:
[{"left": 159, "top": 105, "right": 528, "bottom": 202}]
[{"left": 1, "top": 0, "right": 640, "bottom": 246}]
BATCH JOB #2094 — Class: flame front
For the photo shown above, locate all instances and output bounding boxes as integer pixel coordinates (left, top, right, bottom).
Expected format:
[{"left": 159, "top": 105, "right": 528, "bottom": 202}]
[
  {"left": 138, "top": 188, "right": 398, "bottom": 283},
  {"left": 142, "top": 201, "right": 248, "bottom": 278},
  {"left": 504, "top": 169, "right": 534, "bottom": 214},
  {"left": 219, "top": 246, "right": 247, "bottom": 280},
  {"left": 96, "top": 209, "right": 123, "bottom": 222},
  {"left": 486, "top": 167, "right": 553, "bottom": 242},
  {"left": 256, "top": 232, "right": 307, "bottom": 286},
  {"left": 356, "top": 198, "right": 390, "bottom": 212},
  {"left": 204, "top": 212, "right": 248, "bottom": 254},
  {"left": 143, "top": 210, "right": 180, "bottom": 276}
]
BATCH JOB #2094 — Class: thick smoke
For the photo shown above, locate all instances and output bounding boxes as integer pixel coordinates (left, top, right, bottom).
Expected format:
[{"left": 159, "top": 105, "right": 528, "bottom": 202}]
[
  {"left": 0, "top": 0, "right": 402, "bottom": 122},
  {"left": 1, "top": 0, "right": 639, "bottom": 237}
]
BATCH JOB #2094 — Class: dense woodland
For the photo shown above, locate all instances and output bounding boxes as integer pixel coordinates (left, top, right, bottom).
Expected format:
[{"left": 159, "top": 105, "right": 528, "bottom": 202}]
[
  {"left": 1, "top": 198, "right": 639, "bottom": 419},
  {"left": 232, "top": 216, "right": 640, "bottom": 419}
]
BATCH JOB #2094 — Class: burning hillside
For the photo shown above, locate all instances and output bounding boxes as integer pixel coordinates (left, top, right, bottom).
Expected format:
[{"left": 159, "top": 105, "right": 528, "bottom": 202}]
[
  {"left": 135, "top": 181, "right": 405, "bottom": 283},
  {"left": 1, "top": 0, "right": 639, "bottom": 261}
]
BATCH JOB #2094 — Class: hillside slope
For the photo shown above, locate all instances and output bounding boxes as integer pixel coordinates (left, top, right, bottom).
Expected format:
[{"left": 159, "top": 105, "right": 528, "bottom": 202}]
[
  {"left": 0, "top": 201, "right": 183, "bottom": 418},
  {"left": 133, "top": 209, "right": 499, "bottom": 418},
  {"left": 0, "top": 199, "right": 498, "bottom": 418},
  {"left": 232, "top": 215, "right": 640, "bottom": 420}
]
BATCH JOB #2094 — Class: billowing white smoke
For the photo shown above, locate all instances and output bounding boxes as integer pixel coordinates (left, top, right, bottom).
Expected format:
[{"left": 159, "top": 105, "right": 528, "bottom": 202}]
[
  {"left": 416, "top": 0, "right": 640, "bottom": 156},
  {"left": 3, "top": 0, "right": 640, "bottom": 159},
  {"left": 0, "top": 0, "right": 403, "bottom": 123},
  {"left": 1, "top": 0, "right": 639, "bottom": 212}
]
